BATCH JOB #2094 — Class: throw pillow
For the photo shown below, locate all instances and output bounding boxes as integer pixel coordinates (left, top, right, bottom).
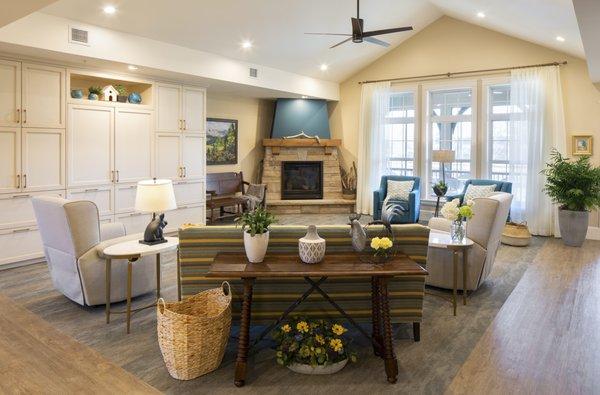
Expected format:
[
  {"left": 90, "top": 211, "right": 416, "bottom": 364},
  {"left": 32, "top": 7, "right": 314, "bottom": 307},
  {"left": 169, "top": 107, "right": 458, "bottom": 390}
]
[
  {"left": 384, "top": 180, "right": 414, "bottom": 204},
  {"left": 463, "top": 184, "right": 496, "bottom": 202}
]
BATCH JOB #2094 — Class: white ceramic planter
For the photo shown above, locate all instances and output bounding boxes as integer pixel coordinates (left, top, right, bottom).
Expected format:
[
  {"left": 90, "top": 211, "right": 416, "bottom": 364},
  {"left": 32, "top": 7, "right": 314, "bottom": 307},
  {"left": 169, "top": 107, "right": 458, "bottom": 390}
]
[
  {"left": 243, "top": 231, "right": 269, "bottom": 263},
  {"left": 288, "top": 359, "right": 348, "bottom": 375}
]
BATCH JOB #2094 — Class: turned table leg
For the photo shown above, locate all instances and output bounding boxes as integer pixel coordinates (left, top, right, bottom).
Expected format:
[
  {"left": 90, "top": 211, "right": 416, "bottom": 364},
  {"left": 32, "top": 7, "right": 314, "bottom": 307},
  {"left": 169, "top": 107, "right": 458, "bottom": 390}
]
[
  {"left": 235, "top": 277, "right": 255, "bottom": 387},
  {"left": 379, "top": 276, "right": 398, "bottom": 384},
  {"left": 371, "top": 276, "right": 383, "bottom": 356}
]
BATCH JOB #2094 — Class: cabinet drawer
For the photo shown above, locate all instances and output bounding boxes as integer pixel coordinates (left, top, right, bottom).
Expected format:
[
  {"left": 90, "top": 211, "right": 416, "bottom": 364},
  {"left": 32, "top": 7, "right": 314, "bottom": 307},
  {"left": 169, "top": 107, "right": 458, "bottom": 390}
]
[
  {"left": 114, "top": 183, "right": 138, "bottom": 214},
  {"left": 115, "top": 212, "right": 151, "bottom": 235},
  {"left": 165, "top": 204, "right": 205, "bottom": 233},
  {"left": 67, "top": 186, "right": 113, "bottom": 216},
  {"left": 0, "top": 190, "right": 64, "bottom": 230},
  {"left": 0, "top": 226, "right": 43, "bottom": 266},
  {"left": 173, "top": 180, "right": 205, "bottom": 205}
]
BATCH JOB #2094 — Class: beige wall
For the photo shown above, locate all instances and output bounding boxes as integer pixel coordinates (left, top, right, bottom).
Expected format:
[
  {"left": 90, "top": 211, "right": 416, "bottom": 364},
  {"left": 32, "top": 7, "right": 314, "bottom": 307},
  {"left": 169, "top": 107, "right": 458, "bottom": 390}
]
[
  {"left": 206, "top": 93, "right": 275, "bottom": 183},
  {"left": 331, "top": 16, "right": 600, "bottom": 227}
]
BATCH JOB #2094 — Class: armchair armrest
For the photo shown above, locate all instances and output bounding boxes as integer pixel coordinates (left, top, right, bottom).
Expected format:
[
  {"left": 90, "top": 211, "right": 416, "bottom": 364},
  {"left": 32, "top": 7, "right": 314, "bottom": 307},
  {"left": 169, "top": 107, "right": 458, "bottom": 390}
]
[
  {"left": 445, "top": 193, "right": 464, "bottom": 203},
  {"left": 100, "top": 222, "right": 126, "bottom": 241},
  {"left": 428, "top": 217, "right": 452, "bottom": 233}
]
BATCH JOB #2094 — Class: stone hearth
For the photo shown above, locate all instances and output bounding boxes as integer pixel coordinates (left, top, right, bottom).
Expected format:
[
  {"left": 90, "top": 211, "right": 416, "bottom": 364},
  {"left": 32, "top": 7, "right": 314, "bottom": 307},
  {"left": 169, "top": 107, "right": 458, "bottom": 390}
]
[{"left": 261, "top": 139, "right": 355, "bottom": 214}]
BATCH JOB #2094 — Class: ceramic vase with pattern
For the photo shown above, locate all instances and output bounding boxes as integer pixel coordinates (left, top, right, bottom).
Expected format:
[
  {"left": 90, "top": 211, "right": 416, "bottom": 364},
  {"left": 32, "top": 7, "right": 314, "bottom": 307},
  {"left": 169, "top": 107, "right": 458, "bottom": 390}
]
[{"left": 298, "top": 225, "right": 326, "bottom": 264}]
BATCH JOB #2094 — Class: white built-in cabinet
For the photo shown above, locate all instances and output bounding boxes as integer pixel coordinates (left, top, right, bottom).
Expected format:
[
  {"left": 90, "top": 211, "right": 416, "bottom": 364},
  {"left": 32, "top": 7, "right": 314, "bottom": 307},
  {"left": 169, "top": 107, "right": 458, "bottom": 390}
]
[
  {"left": 0, "top": 59, "right": 65, "bottom": 266},
  {"left": 0, "top": 60, "right": 207, "bottom": 267}
]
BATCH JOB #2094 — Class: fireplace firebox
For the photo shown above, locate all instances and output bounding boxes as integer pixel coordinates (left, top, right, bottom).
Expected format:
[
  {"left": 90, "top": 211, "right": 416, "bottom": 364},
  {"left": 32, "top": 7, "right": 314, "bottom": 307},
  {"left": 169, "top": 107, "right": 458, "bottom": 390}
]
[{"left": 281, "top": 161, "right": 323, "bottom": 200}]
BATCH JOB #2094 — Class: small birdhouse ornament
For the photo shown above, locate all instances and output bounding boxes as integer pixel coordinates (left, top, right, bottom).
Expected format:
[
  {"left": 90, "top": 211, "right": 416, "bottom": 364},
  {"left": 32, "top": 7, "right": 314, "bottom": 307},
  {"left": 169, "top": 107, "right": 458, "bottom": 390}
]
[{"left": 102, "top": 85, "right": 118, "bottom": 102}]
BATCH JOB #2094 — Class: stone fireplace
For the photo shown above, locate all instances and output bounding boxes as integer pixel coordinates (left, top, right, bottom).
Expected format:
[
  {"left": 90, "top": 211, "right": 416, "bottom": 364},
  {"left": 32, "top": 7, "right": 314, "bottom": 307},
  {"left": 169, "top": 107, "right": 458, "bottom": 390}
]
[
  {"left": 261, "top": 138, "right": 355, "bottom": 214},
  {"left": 281, "top": 161, "right": 323, "bottom": 200}
]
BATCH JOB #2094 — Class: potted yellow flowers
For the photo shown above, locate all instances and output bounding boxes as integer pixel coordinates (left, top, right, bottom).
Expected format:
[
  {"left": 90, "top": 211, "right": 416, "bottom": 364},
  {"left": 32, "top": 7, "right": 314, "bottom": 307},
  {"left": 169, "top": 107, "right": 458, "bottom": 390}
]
[
  {"left": 273, "top": 318, "right": 357, "bottom": 375},
  {"left": 440, "top": 198, "right": 475, "bottom": 242},
  {"left": 370, "top": 236, "right": 393, "bottom": 262}
]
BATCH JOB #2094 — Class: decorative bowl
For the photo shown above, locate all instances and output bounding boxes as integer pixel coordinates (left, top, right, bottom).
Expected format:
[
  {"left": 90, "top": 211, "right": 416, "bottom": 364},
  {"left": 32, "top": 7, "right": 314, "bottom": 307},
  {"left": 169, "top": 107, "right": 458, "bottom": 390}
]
[
  {"left": 71, "top": 89, "right": 83, "bottom": 99},
  {"left": 128, "top": 92, "right": 142, "bottom": 104}
]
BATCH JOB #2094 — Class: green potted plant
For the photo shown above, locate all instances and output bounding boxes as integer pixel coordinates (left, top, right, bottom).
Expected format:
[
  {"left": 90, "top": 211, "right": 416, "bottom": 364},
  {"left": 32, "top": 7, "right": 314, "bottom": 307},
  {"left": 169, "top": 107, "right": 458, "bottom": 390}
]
[
  {"left": 235, "top": 207, "right": 276, "bottom": 263},
  {"left": 114, "top": 84, "right": 128, "bottom": 103},
  {"left": 542, "top": 149, "right": 600, "bottom": 246},
  {"left": 273, "top": 317, "right": 357, "bottom": 375},
  {"left": 88, "top": 86, "right": 102, "bottom": 100}
]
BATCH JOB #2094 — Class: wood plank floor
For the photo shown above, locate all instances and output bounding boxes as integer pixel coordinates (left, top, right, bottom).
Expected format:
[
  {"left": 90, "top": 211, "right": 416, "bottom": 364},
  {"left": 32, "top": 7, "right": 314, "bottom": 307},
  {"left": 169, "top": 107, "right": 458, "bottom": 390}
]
[
  {"left": 0, "top": 293, "right": 160, "bottom": 394},
  {"left": 448, "top": 238, "right": 600, "bottom": 394}
]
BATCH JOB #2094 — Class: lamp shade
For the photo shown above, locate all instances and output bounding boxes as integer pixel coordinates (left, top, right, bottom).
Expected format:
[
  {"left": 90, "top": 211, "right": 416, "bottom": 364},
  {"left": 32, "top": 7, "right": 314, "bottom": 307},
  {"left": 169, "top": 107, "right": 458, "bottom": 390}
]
[
  {"left": 135, "top": 179, "right": 177, "bottom": 213},
  {"left": 432, "top": 150, "right": 455, "bottom": 163}
]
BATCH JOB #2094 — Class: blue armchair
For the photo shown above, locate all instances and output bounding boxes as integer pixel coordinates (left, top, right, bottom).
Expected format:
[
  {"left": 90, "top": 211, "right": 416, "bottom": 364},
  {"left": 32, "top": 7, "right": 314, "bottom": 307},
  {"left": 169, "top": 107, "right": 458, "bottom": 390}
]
[
  {"left": 446, "top": 179, "right": 512, "bottom": 204},
  {"left": 373, "top": 176, "right": 420, "bottom": 223}
]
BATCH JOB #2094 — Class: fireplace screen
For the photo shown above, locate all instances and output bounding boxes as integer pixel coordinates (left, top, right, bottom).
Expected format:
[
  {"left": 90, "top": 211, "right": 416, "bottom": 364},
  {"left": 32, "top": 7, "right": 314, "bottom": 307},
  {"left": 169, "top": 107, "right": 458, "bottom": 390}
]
[{"left": 281, "top": 161, "right": 323, "bottom": 200}]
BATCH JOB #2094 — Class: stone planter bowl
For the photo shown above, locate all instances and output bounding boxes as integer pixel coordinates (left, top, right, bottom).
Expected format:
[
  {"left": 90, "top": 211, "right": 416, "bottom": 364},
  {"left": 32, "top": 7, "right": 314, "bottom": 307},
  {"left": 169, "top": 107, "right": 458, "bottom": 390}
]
[{"left": 287, "top": 359, "right": 347, "bottom": 375}]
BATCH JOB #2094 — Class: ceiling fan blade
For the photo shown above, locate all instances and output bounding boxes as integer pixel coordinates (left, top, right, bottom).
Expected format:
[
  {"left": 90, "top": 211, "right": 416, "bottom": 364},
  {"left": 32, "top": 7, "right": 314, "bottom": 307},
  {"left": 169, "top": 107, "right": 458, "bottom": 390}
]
[
  {"left": 362, "top": 26, "right": 413, "bottom": 37},
  {"left": 330, "top": 37, "right": 352, "bottom": 49},
  {"left": 364, "top": 37, "right": 390, "bottom": 47},
  {"left": 351, "top": 17, "right": 363, "bottom": 36},
  {"left": 305, "top": 32, "right": 352, "bottom": 36}
]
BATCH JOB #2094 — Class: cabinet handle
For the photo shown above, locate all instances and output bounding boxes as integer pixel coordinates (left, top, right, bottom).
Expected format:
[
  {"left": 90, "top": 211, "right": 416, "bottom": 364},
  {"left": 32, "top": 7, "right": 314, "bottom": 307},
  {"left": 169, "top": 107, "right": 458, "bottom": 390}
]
[
  {"left": 23, "top": 174, "right": 27, "bottom": 188},
  {"left": 116, "top": 170, "right": 120, "bottom": 182},
  {"left": 129, "top": 212, "right": 142, "bottom": 217},
  {"left": 16, "top": 174, "right": 20, "bottom": 189},
  {"left": 179, "top": 119, "right": 183, "bottom": 130},
  {"left": 13, "top": 228, "right": 31, "bottom": 233},
  {"left": 184, "top": 166, "right": 187, "bottom": 178},
  {"left": 179, "top": 205, "right": 188, "bottom": 209},
  {"left": 11, "top": 194, "right": 30, "bottom": 199},
  {"left": 84, "top": 188, "right": 99, "bottom": 192},
  {"left": 16, "top": 109, "right": 20, "bottom": 123},
  {"left": 23, "top": 109, "right": 26, "bottom": 124},
  {"left": 183, "top": 119, "right": 187, "bottom": 130}
]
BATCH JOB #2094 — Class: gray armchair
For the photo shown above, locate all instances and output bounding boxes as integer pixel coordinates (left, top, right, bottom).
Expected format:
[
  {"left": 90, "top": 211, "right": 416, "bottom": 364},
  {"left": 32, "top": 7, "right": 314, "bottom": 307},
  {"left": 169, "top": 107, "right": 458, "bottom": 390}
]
[{"left": 32, "top": 196, "right": 158, "bottom": 306}]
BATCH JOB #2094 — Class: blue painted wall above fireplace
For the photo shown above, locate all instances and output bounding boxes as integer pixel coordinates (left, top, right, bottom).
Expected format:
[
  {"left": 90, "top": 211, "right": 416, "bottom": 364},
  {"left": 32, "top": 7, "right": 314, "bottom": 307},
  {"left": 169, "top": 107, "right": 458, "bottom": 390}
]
[{"left": 271, "top": 98, "right": 330, "bottom": 139}]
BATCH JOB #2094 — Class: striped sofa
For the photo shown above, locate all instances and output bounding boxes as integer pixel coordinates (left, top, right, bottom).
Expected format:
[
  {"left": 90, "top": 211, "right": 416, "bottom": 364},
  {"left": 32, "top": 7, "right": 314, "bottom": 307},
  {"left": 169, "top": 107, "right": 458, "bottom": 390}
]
[{"left": 178, "top": 224, "right": 429, "bottom": 326}]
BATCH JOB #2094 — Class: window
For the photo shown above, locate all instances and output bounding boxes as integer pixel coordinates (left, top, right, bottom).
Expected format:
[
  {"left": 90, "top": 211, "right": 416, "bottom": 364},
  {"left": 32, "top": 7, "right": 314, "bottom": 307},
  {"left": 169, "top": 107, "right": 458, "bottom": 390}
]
[
  {"left": 384, "top": 91, "right": 415, "bottom": 176},
  {"left": 486, "top": 84, "right": 511, "bottom": 181},
  {"left": 425, "top": 86, "right": 475, "bottom": 198}
]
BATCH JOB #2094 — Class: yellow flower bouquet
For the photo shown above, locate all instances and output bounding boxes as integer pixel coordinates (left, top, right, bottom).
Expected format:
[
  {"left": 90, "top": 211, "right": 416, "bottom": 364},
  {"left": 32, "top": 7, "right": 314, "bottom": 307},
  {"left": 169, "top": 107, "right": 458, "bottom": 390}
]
[
  {"left": 370, "top": 236, "right": 393, "bottom": 261},
  {"left": 273, "top": 317, "right": 357, "bottom": 371}
]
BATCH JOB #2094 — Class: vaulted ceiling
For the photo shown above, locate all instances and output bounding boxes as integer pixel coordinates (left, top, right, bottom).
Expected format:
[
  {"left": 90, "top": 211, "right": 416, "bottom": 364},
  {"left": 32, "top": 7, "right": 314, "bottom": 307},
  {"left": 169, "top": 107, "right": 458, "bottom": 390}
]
[{"left": 39, "top": 0, "right": 584, "bottom": 82}]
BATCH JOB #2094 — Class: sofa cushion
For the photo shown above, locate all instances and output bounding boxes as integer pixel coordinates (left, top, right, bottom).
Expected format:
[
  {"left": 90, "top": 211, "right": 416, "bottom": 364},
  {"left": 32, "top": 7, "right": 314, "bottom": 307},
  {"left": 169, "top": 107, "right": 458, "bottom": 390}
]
[{"left": 464, "top": 184, "right": 496, "bottom": 202}]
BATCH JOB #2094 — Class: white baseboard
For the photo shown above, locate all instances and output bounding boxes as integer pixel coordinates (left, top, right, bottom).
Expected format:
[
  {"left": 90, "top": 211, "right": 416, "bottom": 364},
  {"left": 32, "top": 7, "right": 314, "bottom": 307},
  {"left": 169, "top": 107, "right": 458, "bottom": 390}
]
[{"left": 587, "top": 226, "right": 600, "bottom": 240}]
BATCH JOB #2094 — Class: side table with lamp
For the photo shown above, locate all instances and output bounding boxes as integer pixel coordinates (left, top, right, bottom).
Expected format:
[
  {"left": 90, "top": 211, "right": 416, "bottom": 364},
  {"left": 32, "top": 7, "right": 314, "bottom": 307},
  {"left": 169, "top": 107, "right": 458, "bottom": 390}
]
[
  {"left": 432, "top": 150, "right": 455, "bottom": 217},
  {"left": 102, "top": 178, "right": 179, "bottom": 333}
]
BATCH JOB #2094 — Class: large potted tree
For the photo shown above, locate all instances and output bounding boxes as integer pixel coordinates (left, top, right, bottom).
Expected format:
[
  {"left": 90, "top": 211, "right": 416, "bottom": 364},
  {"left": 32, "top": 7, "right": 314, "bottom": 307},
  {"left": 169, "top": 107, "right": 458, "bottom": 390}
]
[{"left": 543, "top": 149, "right": 600, "bottom": 246}]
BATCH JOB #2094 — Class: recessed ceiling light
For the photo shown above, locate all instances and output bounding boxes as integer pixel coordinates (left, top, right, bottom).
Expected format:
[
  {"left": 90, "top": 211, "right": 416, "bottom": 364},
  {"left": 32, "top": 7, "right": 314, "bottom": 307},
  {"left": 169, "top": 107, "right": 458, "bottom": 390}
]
[
  {"left": 128, "top": 65, "right": 138, "bottom": 71},
  {"left": 477, "top": 11, "right": 485, "bottom": 18},
  {"left": 103, "top": 5, "right": 116, "bottom": 14},
  {"left": 241, "top": 40, "right": 253, "bottom": 50},
  {"left": 301, "top": 96, "right": 308, "bottom": 99},
  {"left": 556, "top": 36, "right": 565, "bottom": 42},
  {"left": 320, "top": 64, "right": 328, "bottom": 71}
]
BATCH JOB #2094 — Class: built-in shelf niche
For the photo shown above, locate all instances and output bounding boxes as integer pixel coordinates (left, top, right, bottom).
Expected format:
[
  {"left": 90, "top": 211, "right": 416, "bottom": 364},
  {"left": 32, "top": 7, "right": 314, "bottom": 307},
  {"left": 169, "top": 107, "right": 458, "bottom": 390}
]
[{"left": 68, "top": 70, "right": 153, "bottom": 107}]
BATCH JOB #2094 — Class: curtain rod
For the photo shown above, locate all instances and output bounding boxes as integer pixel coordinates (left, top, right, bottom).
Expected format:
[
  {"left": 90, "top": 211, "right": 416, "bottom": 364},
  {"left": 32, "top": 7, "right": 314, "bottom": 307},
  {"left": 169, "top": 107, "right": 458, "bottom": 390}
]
[{"left": 358, "top": 61, "right": 568, "bottom": 85}]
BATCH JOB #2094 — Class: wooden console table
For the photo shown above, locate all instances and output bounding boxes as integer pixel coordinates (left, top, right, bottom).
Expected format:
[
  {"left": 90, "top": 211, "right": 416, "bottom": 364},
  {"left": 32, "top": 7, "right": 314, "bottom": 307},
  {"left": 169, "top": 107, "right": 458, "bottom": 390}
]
[{"left": 207, "top": 252, "right": 427, "bottom": 387}]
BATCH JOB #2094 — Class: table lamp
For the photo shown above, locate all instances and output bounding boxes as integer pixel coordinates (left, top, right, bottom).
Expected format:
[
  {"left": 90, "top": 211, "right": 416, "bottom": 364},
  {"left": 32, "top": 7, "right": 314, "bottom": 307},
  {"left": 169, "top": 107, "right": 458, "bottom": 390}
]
[
  {"left": 135, "top": 178, "right": 177, "bottom": 245},
  {"left": 432, "top": 150, "right": 455, "bottom": 185}
]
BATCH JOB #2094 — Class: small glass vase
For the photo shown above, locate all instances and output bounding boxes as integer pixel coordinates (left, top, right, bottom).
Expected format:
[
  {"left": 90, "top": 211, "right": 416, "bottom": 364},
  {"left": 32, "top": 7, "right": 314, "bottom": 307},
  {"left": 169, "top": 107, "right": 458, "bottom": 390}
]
[{"left": 450, "top": 219, "right": 467, "bottom": 243}]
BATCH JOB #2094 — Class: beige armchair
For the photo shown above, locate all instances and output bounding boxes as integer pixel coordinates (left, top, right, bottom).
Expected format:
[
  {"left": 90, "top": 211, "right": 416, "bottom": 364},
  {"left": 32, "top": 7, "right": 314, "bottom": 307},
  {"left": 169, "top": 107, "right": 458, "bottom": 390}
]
[
  {"left": 32, "top": 196, "right": 157, "bottom": 306},
  {"left": 426, "top": 192, "right": 513, "bottom": 291}
]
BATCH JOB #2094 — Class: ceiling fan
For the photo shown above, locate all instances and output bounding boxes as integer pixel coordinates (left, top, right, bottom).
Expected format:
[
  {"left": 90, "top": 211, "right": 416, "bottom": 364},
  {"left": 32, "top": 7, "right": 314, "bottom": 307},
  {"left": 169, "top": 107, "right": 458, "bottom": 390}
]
[{"left": 305, "top": 0, "right": 413, "bottom": 48}]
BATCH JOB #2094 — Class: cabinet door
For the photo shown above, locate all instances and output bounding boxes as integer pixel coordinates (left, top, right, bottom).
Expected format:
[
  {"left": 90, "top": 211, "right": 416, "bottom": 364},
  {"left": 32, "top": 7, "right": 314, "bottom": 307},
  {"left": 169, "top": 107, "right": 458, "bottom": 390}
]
[
  {"left": 182, "top": 86, "right": 205, "bottom": 133},
  {"left": 22, "top": 63, "right": 65, "bottom": 128},
  {"left": 68, "top": 105, "right": 114, "bottom": 187},
  {"left": 22, "top": 128, "right": 65, "bottom": 191},
  {"left": 156, "top": 83, "right": 181, "bottom": 132},
  {"left": 155, "top": 133, "right": 182, "bottom": 180},
  {"left": 181, "top": 134, "right": 205, "bottom": 180},
  {"left": 115, "top": 109, "right": 153, "bottom": 183},
  {"left": 0, "top": 60, "right": 21, "bottom": 127},
  {"left": 0, "top": 128, "right": 21, "bottom": 193},
  {"left": 173, "top": 180, "right": 205, "bottom": 206}
]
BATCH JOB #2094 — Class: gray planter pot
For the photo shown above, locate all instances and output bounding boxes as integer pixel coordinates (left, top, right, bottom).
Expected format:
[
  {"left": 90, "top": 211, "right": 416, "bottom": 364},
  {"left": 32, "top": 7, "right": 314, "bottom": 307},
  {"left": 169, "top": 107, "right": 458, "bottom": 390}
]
[{"left": 558, "top": 209, "right": 589, "bottom": 247}]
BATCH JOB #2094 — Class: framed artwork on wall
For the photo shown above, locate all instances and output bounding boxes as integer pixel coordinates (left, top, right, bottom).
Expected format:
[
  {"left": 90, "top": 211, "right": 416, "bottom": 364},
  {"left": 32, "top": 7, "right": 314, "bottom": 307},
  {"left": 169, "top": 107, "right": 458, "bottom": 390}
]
[
  {"left": 206, "top": 118, "right": 238, "bottom": 165},
  {"left": 572, "top": 135, "right": 593, "bottom": 156}
]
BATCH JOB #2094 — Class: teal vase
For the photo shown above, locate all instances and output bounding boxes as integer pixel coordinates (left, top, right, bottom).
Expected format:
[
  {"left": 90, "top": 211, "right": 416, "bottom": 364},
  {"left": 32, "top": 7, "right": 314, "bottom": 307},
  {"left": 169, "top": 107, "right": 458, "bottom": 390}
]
[
  {"left": 88, "top": 93, "right": 99, "bottom": 100},
  {"left": 128, "top": 92, "right": 142, "bottom": 104}
]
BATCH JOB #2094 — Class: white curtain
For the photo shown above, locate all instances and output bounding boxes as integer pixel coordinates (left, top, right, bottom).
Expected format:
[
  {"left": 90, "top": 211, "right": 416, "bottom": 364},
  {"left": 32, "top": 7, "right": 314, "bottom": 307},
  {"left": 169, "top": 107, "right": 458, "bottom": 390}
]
[
  {"left": 508, "top": 66, "right": 566, "bottom": 236},
  {"left": 356, "top": 81, "right": 391, "bottom": 215}
]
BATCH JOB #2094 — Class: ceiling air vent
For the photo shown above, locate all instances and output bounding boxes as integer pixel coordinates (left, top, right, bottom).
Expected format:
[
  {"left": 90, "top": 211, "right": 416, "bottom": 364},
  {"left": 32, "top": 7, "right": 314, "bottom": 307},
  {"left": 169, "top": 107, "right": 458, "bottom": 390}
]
[
  {"left": 249, "top": 67, "right": 258, "bottom": 78},
  {"left": 69, "top": 27, "right": 89, "bottom": 46}
]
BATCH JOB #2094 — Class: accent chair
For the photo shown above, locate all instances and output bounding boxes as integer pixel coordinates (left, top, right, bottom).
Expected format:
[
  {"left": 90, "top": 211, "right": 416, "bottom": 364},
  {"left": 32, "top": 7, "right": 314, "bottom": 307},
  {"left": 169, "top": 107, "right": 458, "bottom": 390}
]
[
  {"left": 446, "top": 179, "right": 512, "bottom": 204},
  {"left": 373, "top": 175, "right": 421, "bottom": 223}
]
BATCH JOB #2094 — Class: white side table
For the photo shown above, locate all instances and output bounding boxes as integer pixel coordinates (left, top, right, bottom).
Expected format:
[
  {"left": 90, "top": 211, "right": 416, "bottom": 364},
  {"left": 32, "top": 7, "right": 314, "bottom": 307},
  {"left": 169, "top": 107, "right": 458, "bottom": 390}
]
[
  {"left": 428, "top": 231, "right": 474, "bottom": 316},
  {"left": 102, "top": 237, "right": 179, "bottom": 333}
]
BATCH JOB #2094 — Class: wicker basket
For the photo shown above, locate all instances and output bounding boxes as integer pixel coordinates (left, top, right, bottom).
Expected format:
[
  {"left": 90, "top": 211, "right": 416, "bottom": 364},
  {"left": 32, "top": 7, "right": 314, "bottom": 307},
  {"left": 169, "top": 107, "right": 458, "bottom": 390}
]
[
  {"left": 501, "top": 222, "right": 532, "bottom": 247},
  {"left": 157, "top": 282, "right": 232, "bottom": 380}
]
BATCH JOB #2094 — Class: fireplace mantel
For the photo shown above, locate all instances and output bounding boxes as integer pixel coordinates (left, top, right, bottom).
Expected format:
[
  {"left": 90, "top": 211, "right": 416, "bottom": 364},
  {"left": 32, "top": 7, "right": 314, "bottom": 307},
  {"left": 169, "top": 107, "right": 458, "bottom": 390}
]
[{"left": 262, "top": 138, "right": 341, "bottom": 155}]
